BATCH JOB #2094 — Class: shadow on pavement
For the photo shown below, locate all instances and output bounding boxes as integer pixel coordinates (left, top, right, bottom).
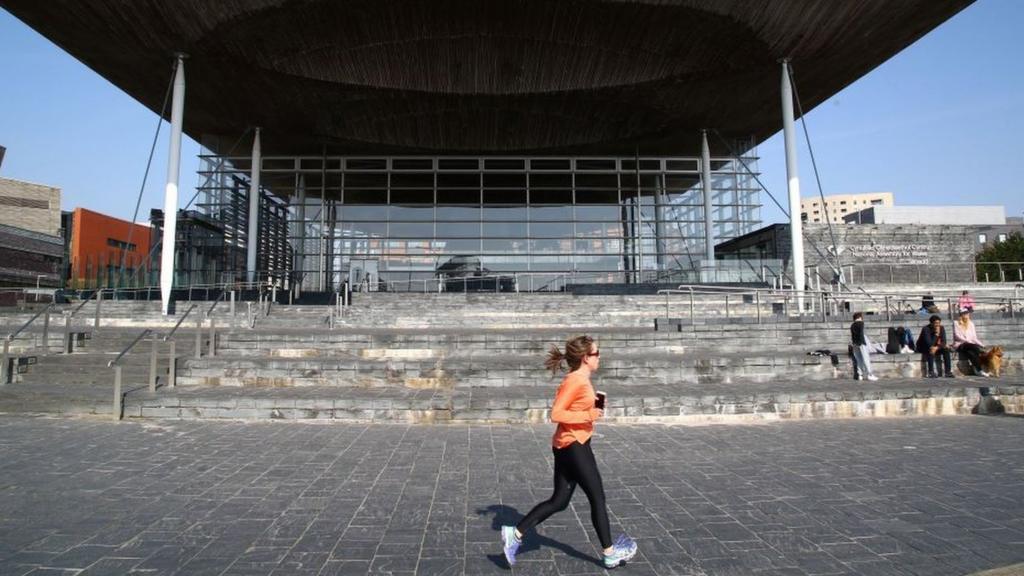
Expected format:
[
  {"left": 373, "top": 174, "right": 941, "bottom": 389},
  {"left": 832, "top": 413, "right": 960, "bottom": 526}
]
[{"left": 477, "top": 503, "right": 602, "bottom": 569}]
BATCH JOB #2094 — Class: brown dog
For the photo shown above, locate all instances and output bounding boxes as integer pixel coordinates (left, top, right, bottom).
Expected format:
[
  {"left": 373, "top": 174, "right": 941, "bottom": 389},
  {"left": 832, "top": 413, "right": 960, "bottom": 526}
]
[{"left": 980, "top": 346, "right": 1004, "bottom": 377}]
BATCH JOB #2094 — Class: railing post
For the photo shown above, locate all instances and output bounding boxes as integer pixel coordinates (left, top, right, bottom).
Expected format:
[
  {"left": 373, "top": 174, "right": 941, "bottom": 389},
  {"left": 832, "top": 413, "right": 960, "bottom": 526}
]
[
  {"left": 889, "top": 265, "right": 894, "bottom": 284},
  {"left": 94, "top": 289, "right": 103, "bottom": 329},
  {"left": 755, "top": 291, "right": 761, "bottom": 324},
  {"left": 944, "top": 266, "right": 949, "bottom": 283},
  {"left": 689, "top": 287, "right": 694, "bottom": 320},
  {"left": 885, "top": 296, "right": 890, "bottom": 321},
  {"left": 208, "top": 319, "right": 216, "bottom": 357},
  {"left": 230, "top": 290, "right": 236, "bottom": 316},
  {"left": 41, "top": 309, "right": 50, "bottom": 355},
  {"left": 195, "top": 315, "right": 203, "bottom": 359},
  {"left": 148, "top": 332, "right": 158, "bottom": 393},
  {"left": 820, "top": 293, "right": 826, "bottom": 322},
  {"left": 64, "top": 313, "right": 72, "bottom": 353},
  {"left": 999, "top": 264, "right": 1005, "bottom": 282},
  {"left": 168, "top": 339, "right": 177, "bottom": 388},
  {"left": 725, "top": 294, "right": 729, "bottom": 319},
  {"left": 664, "top": 292, "right": 669, "bottom": 319},
  {"left": 113, "top": 365, "right": 122, "bottom": 421},
  {"left": 1, "top": 338, "right": 9, "bottom": 385}
]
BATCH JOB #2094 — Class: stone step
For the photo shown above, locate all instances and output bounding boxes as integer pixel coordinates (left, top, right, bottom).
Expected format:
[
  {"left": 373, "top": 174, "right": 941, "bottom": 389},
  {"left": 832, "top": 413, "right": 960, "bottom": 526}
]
[
  {"left": 119, "top": 380, "right": 1024, "bottom": 422},
  {"left": 174, "top": 349, "right": 1022, "bottom": 388}
]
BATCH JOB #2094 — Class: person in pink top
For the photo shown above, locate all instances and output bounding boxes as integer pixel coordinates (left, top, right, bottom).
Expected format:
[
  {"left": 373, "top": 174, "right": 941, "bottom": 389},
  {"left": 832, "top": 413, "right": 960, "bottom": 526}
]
[
  {"left": 952, "top": 309, "right": 990, "bottom": 377},
  {"left": 957, "top": 290, "right": 975, "bottom": 314},
  {"left": 501, "top": 335, "right": 638, "bottom": 569}
]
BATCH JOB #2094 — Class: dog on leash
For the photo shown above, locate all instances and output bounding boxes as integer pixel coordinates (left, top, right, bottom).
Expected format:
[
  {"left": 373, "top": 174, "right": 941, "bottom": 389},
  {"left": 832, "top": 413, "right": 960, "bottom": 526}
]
[{"left": 980, "top": 346, "right": 1004, "bottom": 378}]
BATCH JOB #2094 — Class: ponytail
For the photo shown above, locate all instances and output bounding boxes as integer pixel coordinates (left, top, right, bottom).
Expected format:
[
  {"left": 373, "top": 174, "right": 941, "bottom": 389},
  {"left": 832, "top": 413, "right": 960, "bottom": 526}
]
[
  {"left": 545, "top": 335, "right": 594, "bottom": 375},
  {"left": 544, "top": 344, "right": 565, "bottom": 375}
]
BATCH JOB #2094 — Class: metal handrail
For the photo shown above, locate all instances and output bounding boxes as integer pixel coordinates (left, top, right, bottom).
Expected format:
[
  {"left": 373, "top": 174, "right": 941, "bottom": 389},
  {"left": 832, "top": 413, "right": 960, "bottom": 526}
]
[
  {"left": 6, "top": 303, "right": 56, "bottom": 341},
  {"left": 70, "top": 288, "right": 105, "bottom": 316},
  {"left": 108, "top": 329, "right": 158, "bottom": 368},
  {"left": 163, "top": 304, "right": 197, "bottom": 342},
  {"left": 206, "top": 290, "right": 228, "bottom": 317}
]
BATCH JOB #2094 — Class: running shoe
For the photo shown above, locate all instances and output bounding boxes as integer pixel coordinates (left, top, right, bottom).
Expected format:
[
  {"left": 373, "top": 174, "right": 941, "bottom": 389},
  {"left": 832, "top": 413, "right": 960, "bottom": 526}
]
[
  {"left": 603, "top": 534, "right": 638, "bottom": 569},
  {"left": 866, "top": 375, "right": 879, "bottom": 381},
  {"left": 501, "top": 525, "right": 521, "bottom": 566}
]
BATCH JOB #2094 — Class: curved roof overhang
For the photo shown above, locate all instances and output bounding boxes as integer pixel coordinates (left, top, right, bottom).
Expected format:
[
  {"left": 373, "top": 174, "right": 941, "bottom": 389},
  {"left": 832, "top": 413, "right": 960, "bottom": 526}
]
[{"left": 1, "top": 0, "right": 973, "bottom": 156}]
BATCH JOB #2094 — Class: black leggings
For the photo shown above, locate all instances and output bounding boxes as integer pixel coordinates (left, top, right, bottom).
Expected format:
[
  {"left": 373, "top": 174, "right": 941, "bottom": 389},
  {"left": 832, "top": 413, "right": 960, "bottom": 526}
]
[
  {"left": 958, "top": 343, "right": 983, "bottom": 372},
  {"left": 516, "top": 440, "right": 612, "bottom": 548}
]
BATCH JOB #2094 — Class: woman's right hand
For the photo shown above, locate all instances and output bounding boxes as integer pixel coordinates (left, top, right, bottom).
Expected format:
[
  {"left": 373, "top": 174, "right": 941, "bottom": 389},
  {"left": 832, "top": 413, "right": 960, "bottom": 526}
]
[{"left": 590, "top": 407, "right": 603, "bottom": 420}]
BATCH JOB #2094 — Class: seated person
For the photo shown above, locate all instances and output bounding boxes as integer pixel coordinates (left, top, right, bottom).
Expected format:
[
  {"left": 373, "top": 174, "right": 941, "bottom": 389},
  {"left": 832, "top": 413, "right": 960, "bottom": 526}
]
[
  {"left": 917, "top": 315, "right": 954, "bottom": 378},
  {"left": 919, "top": 293, "right": 937, "bottom": 315},
  {"left": 952, "top": 309, "right": 990, "bottom": 377},
  {"left": 957, "top": 290, "right": 975, "bottom": 313}
]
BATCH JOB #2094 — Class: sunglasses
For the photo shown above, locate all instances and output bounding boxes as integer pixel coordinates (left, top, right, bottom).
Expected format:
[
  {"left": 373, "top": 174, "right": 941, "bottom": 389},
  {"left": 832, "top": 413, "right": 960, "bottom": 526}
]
[{"left": 586, "top": 350, "right": 601, "bottom": 358}]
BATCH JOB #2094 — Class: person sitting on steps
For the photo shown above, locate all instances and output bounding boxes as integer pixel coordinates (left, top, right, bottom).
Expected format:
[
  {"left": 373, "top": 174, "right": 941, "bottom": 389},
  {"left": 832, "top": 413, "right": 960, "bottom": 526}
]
[
  {"left": 952, "top": 309, "right": 991, "bottom": 377},
  {"left": 917, "top": 315, "right": 954, "bottom": 378}
]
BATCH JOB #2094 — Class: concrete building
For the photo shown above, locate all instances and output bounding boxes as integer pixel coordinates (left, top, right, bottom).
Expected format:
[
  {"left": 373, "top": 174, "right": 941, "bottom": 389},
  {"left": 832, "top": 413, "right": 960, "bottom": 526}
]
[
  {"left": 0, "top": 177, "right": 62, "bottom": 237},
  {"left": 843, "top": 205, "right": 1005, "bottom": 226},
  {"left": 801, "top": 193, "right": 893, "bottom": 224},
  {"left": 716, "top": 223, "right": 978, "bottom": 285}
]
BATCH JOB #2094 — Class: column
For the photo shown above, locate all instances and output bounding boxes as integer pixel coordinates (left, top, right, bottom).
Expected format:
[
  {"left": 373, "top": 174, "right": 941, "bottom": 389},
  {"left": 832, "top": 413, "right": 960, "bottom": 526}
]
[
  {"left": 160, "top": 54, "right": 186, "bottom": 315},
  {"left": 293, "top": 172, "right": 306, "bottom": 294},
  {"left": 781, "top": 60, "right": 806, "bottom": 308},
  {"left": 246, "top": 127, "right": 262, "bottom": 283},
  {"left": 701, "top": 130, "right": 715, "bottom": 280}
]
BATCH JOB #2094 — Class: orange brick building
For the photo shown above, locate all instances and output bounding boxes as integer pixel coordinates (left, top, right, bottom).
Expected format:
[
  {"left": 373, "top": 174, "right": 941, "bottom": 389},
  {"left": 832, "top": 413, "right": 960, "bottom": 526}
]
[{"left": 67, "top": 208, "right": 152, "bottom": 288}]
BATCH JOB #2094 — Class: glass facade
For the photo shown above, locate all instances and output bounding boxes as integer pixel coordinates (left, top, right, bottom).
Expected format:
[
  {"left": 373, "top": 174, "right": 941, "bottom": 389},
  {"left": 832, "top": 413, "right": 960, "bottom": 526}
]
[{"left": 196, "top": 150, "right": 761, "bottom": 291}]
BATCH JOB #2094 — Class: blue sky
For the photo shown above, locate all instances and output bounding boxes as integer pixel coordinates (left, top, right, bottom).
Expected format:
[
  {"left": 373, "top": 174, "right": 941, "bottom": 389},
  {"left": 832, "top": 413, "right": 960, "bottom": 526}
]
[{"left": 1, "top": 1, "right": 1022, "bottom": 225}]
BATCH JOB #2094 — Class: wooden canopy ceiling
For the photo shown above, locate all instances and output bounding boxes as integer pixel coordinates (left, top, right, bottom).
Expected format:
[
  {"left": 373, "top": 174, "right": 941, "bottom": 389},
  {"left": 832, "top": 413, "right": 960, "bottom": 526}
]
[{"left": 2, "top": 0, "right": 973, "bottom": 156}]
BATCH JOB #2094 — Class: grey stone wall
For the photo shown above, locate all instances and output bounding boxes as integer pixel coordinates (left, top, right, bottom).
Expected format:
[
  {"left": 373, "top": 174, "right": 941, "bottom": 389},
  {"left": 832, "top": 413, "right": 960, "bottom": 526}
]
[
  {"left": 0, "top": 177, "right": 62, "bottom": 237},
  {"left": 717, "top": 223, "right": 978, "bottom": 284}
]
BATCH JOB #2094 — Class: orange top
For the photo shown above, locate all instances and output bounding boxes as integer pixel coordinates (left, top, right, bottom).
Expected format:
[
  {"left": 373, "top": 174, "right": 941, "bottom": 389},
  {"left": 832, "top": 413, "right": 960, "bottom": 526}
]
[{"left": 550, "top": 371, "right": 600, "bottom": 448}]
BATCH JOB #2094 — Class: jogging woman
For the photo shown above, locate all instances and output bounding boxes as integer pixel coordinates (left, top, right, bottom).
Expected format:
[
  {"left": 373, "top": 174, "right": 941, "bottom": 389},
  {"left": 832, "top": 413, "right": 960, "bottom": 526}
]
[{"left": 501, "top": 335, "right": 638, "bottom": 568}]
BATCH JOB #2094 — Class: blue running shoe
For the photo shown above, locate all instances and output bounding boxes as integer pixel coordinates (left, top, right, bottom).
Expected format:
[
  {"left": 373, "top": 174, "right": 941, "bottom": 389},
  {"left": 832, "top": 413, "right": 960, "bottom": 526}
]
[
  {"left": 603, "top": 534, "right": 638, "bottom": 569},
  {"left": 501, "top": 525, "right": 521, "bottom": 566}
]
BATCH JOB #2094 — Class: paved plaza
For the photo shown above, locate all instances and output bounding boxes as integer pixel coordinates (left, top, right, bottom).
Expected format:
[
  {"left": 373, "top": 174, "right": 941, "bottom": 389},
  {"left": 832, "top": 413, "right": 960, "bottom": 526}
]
[{"left": 0, "top": 415, "right": 1022, "bottom": 576}]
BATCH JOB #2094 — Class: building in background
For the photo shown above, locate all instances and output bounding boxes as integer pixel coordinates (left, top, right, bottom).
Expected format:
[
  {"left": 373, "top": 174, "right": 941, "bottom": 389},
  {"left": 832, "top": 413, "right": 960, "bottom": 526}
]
[
  {"left": 0, "top": 223, "right": 63, "bottom": 293},
  {"left": 149, "top": 204, "right": 290, "bottom": 288},
  {"left": 0, "top": 176, "right": 63, "bottom": 296},
  {"left": 65, "top": 208, "right": 151, "bottom": 289},
  {"left": 801, "top": 193, "right": 894, "bottom": 224},
  {"left": 844, "top": 205, "right": 1021, "bottom": 250},
  {"left": 715, "top": 222, "right": 979, "bottom": 285},
  {"left": 0, "top": 177, "right": 61, "bottom": 237}
]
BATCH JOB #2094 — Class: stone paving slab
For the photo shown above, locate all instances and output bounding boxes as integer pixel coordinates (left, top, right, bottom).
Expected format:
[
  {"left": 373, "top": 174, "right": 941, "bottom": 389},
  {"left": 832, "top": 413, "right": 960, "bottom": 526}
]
[{"left": 1, "top": 415, "right": 1023, "bottom": 575}]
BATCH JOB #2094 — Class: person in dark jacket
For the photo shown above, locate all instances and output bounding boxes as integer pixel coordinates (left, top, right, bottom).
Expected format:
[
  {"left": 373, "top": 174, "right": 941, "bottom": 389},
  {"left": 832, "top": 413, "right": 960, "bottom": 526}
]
[
  {"left": 918, "top": 315, "right": 954, "bottom": 378},
  {"left": 850, "top": 312, "right": 877, "bottom": 381}
]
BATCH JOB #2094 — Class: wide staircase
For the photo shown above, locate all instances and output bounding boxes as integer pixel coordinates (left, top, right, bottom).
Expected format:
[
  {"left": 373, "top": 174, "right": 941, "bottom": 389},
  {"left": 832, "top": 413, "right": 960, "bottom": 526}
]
[{"left": 1, "top": 288, "right": 1021, "bottom": 422}]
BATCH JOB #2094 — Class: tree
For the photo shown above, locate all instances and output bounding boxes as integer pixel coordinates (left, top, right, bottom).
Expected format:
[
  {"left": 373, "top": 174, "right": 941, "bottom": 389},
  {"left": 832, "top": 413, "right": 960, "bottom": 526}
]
[{"left": 976, "top": 232, "right": 1024, "bottom": 282}]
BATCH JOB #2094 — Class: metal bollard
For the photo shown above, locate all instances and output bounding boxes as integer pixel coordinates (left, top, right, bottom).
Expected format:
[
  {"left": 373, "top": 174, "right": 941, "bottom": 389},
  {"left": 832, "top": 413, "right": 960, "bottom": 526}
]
[
  {"left": 195, "top": 315, "right": 203, "bottom": 359},
  {"left": 113, "top": 365, "right": 122, "bottom": 421},
  {"left": 230, "top": 290, "right": 236, "bottom": 316},
  {"left": 168, "top": 340, "right": 177, "bottom": 388},
  {"left": 208, "top": 319, "right": 216, "bottom": 357},
  {"left": 755, "top": 291, "right": 761, "bottom": 324},
  {"left": 0, "top": 338, "right": 9, "bottom": 385},
  {"left": 885, "top": 296, "right": 891, "bottom": 321},
  {"left": 41, "top": 309, "right": 50, "bottom": 355},
  {"left": 148, "top": 333, "right": 158, "bottom": 392},
  {"left": 725, "top": 295, "right": 729, "bottom": 319},
  {"left": 689, "top": 288, "right": 695, "bottom": 320},
  {"left": 64, "top": 313, "right": 72, "bottom": 353},
  {"left": 94, "top": 289, "right": 103, "bottom": 329}
]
